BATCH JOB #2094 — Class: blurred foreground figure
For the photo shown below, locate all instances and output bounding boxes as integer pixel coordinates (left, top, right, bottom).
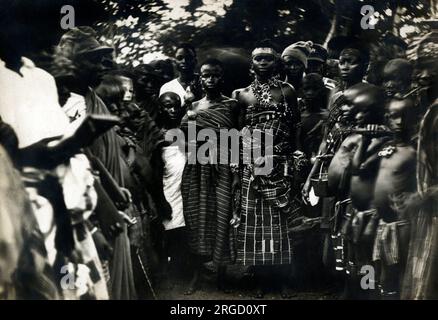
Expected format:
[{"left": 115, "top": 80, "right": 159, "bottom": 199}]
[
  {"left": 0, "top": 5, "right": 108, "bottom": 299},
  {"left": 281, "top": 41, "right": 312, "bottom": 94},
  {"left": 402, "top": 65, "right": 438, "bottom": 300}
]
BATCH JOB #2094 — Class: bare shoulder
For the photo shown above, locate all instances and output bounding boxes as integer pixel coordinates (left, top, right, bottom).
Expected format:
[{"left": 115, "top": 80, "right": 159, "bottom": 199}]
[
  {"left": 342, "top": 133, "right": 361, "bottom": 148},
  {"left": 231, "top": 88, "right": 242, "bottom": 100},
  {"left": 279, "top": 81, "right": 298, "bottom": 107},
  {"left": 232, "top": 86, "right": 251, "bottom": 102},
  {"left": 221, "top": 95, "right": 238, "bottom": 109},
  {"left": 191, "top": 100, "right": 200, "bottom": 110},
  {"left": 368, "top": 137, "right": 387, "bottom": 150},
  {"left": 280, "top": 81, "right": 296, "bottom": 95}
]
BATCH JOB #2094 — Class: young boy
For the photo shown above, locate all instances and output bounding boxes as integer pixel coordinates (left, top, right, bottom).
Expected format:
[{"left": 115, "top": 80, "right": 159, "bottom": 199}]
[
  {"left": 328, "top": 84, "right": 386, "bottom": 200},
  {"left": 337, "top": 85, "right": 390, "bottom": 299},
  {"left": 372, "top": 97, "right": 417, "bottom": 299}
]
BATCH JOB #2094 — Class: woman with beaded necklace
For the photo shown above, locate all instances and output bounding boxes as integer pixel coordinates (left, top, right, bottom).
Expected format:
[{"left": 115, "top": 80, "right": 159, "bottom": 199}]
[{"left": 232, "top": 40, "right": 301, "bottom": 298}]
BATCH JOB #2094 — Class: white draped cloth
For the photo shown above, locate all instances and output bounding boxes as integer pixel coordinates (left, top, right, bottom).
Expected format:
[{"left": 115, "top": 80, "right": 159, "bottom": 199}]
[
  {"left": 162, "top": 144, "right": 186, "bottom": 231},
  {"left": 159, "top": 78, "right": 187, "bottom": 106}
]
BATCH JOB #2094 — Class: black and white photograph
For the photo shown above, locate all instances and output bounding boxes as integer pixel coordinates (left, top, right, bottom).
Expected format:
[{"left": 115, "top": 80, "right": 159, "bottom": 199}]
[{"left": 0, "top": 0, "right": 437, "bottom": 305}]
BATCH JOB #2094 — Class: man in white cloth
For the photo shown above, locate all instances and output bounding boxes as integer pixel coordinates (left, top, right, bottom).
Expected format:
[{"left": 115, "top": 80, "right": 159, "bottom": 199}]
[{"left": 159, "top": 43, "right": 202, "bottom": 108}]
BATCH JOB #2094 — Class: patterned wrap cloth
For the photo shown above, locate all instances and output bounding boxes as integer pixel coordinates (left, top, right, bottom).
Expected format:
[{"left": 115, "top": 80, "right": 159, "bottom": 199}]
[
  {"left": 236, "top": 90, "right": 300, "bottom": 265},
  {"left": 181, "top": 99, "right": 237, "bottom": 265},
  {"left": 372, "top": 219, "right": 410, "bottom": 266}
]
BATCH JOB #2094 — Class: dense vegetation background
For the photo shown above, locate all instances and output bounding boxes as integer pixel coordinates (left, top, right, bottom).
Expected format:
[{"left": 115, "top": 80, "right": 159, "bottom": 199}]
[
  {"left": 92, "top": 0, "right": 435, "bottom": 65},
  {"left": 4, "top": 0, "right": 437, "bottom": 65}
]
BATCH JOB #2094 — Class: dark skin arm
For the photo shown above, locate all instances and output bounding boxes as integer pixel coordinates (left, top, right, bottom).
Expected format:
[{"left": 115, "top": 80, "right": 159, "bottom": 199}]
[
  {"left": 231, "top": 89, "right": 248, "bottom": 131},
  {"left": 352, "top": 125, "right": 391, "bottom": 177},
  {"left": 302, "top": 128, "right": 331, "bottom": 204},
  {"left": 231, "top": 89, "right": 250, "bottom": 220},
  {"left": 228, "top": 99, "right": 240, "bottom": 129},
  {"left": 282, "top": 83, "right": 301, "bottom": 151},
  {"left": 228, "top": 95, "right": 243, "bottom": 196},
  {"left": 352, "top": 134, "right": 372, "bottom": 176}
]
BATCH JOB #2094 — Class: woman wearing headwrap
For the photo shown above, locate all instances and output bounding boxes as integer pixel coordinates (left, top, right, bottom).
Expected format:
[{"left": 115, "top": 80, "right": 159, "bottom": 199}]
[{"left": 281, "top": 41, "right": 312, "bottom": 94}]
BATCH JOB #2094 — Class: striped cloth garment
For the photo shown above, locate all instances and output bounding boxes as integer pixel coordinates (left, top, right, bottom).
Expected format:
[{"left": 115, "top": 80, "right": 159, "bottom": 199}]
[{"left": 181, "top": 101, "right": 237, "bottom": 266}]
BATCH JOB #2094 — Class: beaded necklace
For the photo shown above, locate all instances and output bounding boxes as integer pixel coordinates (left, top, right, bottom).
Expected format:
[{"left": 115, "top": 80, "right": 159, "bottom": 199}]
[
  {"left": 249, "top": 76, "right": 292, "bottom": 122},
  {"left": 250, "top": 76, "right": 282, "bottom": 107}
]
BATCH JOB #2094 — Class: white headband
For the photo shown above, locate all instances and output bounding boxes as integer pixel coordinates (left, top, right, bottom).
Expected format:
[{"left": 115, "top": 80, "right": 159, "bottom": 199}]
[{"left": 251, "top": 47, "right": 277, "bottom": 58}]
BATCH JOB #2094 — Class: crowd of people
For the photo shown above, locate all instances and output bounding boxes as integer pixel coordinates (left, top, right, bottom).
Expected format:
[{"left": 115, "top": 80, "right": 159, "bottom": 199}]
[{"left": 0, "top": 8, "right": 438, "bottom": 301}]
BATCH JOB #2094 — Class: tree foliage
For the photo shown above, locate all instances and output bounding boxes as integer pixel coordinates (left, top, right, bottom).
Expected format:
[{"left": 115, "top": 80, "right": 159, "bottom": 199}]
[{"left": 88, "top": 0, "right": 434, "bottom": 66}]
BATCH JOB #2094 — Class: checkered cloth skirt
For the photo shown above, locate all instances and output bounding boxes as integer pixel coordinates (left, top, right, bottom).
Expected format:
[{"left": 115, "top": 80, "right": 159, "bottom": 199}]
[
  {"left": 235, "top": 113, "right": 295, "bottom": 266},
  {"left": 235, "top": 164, "right": 293, "bottom": 265}
]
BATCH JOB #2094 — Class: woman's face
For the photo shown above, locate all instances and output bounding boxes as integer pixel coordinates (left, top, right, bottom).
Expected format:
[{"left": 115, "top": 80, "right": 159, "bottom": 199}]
[
  {"left": 160, "top": 95, "right": 182, "bottom": 122},
  {"left": 252, "top": 53, "right": 276, "bottom": 78},
  {"left": 200, "top": 64, "right": 223, "bottom": 91},
  {"left": 175, "top": 48, "right": 197, "bottom": 75},
  {"left": 282, "top": 55, "right": 305, "bottom": 78},
  {"left": 338, "top": 49, "right": 365, "bottom": 84}
]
